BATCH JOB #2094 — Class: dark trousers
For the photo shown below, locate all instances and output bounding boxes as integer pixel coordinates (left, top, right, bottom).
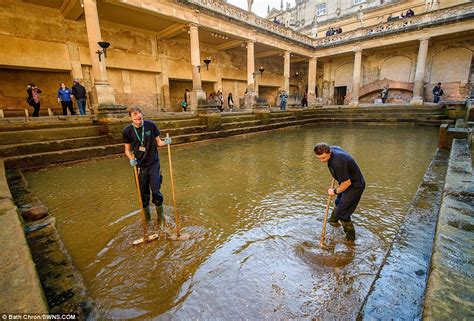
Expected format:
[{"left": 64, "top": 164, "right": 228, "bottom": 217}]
[
  {"left": 61, "top": 101, "right": 75, "bottom": 115},
  {"left": 138, "top": 161, "right": 163, "bottom": 208},
  {"left": 32, "top": 102, "right": 40, "bottom": 117},
  {"left": 434, "top": 96, "right": 440, "bottom": 103},
  {"left": 334, "top": 186, "right": 365, "bottom": 221}
]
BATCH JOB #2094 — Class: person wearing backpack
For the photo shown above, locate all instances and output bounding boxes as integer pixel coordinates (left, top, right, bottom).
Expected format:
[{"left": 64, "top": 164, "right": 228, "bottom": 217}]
[
  {"left": 26, "top": 83, "right": 42, "bottom": 117},
  {"left": 432, "top": 82, "right": 443, "bottom": 103}
]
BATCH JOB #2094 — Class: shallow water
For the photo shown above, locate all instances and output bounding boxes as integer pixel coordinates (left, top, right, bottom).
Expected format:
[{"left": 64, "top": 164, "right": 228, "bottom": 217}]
[{"left": 26, "top": 123, "right": 438, "bottom": 319}]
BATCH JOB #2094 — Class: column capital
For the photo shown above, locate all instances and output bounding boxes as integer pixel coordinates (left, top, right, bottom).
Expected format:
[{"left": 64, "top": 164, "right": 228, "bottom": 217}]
[
  {"left": 353, "top": 47, "right": 363, "bottom": 53},
  {"left": 419, "top": 37, "right": 430, "bottom": 42},
  {"left": 246, "top": 39, "right": 255, "bottom": 44},
  {"left": 188, "top": 23, "right": 200, "bottom": 30}
]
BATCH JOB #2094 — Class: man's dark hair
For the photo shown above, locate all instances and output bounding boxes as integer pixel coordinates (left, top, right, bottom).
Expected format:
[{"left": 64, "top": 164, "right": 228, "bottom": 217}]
[
  {"left": 437, "top": 82, "right": 441, "bottom": 85},
  {"left": 314, "top": 143, "right": 331, "bottom": 155},
  {"left": 127, "top": 106, "right": 143, "bottom": 116}
]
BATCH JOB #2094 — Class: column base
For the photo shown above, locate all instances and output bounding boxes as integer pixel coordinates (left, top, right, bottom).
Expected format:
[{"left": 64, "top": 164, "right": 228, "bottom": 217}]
[
  {"left": 410, "top": 96, "right": 424, "bottom": 106},
  {"left": 189, "top": 89, "right": 207, "bottom": 111},
  {"left": 244, "top": 91, "right": 258, "bottom": 110},
  {"left": 91, "top": 84, "right": 116, "bottom": 114},
  {"left": 307, "top": 94, "right": 323, "bottom": 108},
  {"left": 348, "top": 99, "right": 359, "bottom": 108}
]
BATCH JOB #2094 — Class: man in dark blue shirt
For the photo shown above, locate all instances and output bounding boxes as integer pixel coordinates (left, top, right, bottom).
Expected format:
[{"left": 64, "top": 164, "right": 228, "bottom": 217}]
[
  {"left": 314, "top": 143, "right": 365, "bottom": 241},
  {"left": 122, "top": 106, "right": 171, "bottom": 226}
]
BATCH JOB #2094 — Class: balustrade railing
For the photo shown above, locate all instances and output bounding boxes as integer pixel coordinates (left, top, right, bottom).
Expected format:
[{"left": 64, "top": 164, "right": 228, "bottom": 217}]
[
  {"left": 183, "top": 1, "right": 473, "bottom": 48},
  {"left": 315, "top": 3, "right": 473, "bottom": 47},
  {"left": 184, "top": 0, "right": 316, "bottom": 47}
]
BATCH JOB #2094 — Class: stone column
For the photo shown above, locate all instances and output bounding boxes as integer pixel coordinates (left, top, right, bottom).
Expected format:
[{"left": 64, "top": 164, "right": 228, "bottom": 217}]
[
  {"left": 189, "top": 23, "right": 206, "bottom": 110},
  {"left": 410, "top": 38, "right": 430, "bottom": 106},
  {"left": 83, "top": 0, "right": 116, "bottom": 111},
  {"left": 322, "top": 61, "right": 332, "bottom": 105},
  {"left": 283, "top": 51, "right": 290, "bottom": 92},
  {"left": 247, "top": 41, "right": 255, "bottom": 92},
  {"left": 349, "top": 49, "right": 362, "bottom": 108},
  {"left": 244, "top": 40, "right": 257, "bottom": 109},
  {"left": 307, "top": 57, "right": 317, "bottom": 106}
]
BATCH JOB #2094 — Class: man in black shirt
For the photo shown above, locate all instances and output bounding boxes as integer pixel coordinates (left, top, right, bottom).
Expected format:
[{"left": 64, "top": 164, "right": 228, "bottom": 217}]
[
  {"left": 122, "top": 106, "right": 171, "bottom": 226},
  {"left": 314, "top": 143, "right": 365, "bottom": 241},
  {"left": 71, "top": 79, "right": 87, "bottom": 115}
]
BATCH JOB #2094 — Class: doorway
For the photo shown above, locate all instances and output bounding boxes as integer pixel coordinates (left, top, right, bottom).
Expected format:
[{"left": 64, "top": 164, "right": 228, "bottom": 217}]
[{"left": 334, "top": 86, "right": 347, "bottom": 105}]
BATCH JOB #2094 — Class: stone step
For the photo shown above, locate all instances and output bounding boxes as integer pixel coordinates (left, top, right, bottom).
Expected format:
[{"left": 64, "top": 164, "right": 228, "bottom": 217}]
[
  {"left": 3, "top": 144, "right": 124, "bottom": 170},
  {"left": 221, "top": 120, "right": 262, "bottom": 130},
  {"left": 0, "top": 125, "right": 102, "bottom": 145},
  {"left": 0, "top": 116, "right": 95, "bottom": 132},
  {"left": 161, "top": 125, "right": 207, "bottom": 136},
  {"left": 2, "top": 119, "right": 307, "bottom": 169},
  {"left": 154, "top": 117, "right": 205, "bottom": 129},
  {"left": 301, "top": 112, "right": 446, "bottom": 120},
  {"left": 0, "top": 135, "right": 110, "bottom": 158},
  {"left": 270, "top": 116, "right": 297, "bottom": 123},
  {"left": 221, "top": 114, "right": 258, "bottom": 123}
]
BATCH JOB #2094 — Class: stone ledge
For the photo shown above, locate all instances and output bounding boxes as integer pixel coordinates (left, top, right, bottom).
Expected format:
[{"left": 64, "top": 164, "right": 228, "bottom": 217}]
[
  {"left": 0, "top": 160, "right": 48, "bottom": 313},
  {"left": 423, "top": 139, "right": 474, "bottom": 319}
]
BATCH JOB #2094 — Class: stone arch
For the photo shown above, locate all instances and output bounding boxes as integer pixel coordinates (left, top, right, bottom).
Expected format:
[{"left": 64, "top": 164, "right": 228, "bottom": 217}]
[
  {"left": 380, "top": 56, "right": 412, "bottom": 82},
  {"left": 430, "top": 47, "right": 472, "bottom": 83},
  {"left": 334, "top": 62, "right": 354, "bottom": 91}
]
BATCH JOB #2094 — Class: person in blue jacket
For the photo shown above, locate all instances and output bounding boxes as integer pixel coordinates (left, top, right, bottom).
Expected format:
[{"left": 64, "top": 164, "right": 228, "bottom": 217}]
[
  {"left": 314, "top": 142, "right": 365, "bottom": 242},
  {"left": 57, "top": 82, "right": 75, "bottom": 115}
]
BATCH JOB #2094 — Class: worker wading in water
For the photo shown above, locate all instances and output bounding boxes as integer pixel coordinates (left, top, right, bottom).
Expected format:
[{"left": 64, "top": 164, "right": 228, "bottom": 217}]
[
  {"left": 123, "top": 106, "right": 172, "bottom": 227},
  {"left": 314, "top": 143, "right": 365, "bottom": 241}
]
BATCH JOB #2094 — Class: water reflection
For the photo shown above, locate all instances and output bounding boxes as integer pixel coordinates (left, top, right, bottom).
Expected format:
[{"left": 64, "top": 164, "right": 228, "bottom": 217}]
[{"left": 26, "top": 123, "right": 437, "bottom": 319}]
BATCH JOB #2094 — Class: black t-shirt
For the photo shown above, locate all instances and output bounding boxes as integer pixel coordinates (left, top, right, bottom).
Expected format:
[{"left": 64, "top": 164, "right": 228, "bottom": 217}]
[
  {"left": 72, "top": 84, "right": 86, "bottom": 100},
  {"left": 327, "top": 146, "right": 365, "bottom": 188},
  {"left": 122, "top": 120, "right": 160, "bottom": 168}
]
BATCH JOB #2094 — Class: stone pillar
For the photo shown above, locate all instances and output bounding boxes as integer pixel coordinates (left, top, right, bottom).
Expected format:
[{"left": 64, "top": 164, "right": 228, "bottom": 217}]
[
  {"left": 67, "top": 43, "right": 84, "bottom": 80},
  {"left": 244, "top": 40, "right": 257, "bottom": 109},
  {"left": 189, "top": 23, "right": 206, "bottom": 110},
  {"left": 83, "top": 0, "right": 116, "bottom": 112},
  {"left": 307, "top": 57, "right": 317, "bottom": 106},
  {"left": 283, "top": 51, "right": 290, "bottom": 92},
  {"left": 348, "top": 49, "right": 362, "bottom": 108},
  {"left": 410, "top": 38, "right": 430, "bottom": 106},
  {"left": 322, "top": 61, "right": 332, "bottom": 105}
]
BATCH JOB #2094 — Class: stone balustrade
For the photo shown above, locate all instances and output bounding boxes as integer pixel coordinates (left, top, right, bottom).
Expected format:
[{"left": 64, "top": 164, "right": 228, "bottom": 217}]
[
  {"left": 184, "top": 0, "right": 316, "bottom": 47},
  {"left": 315, "top": 3, "right": 474, "bottom": 48},
  {"left": 182, "top": 1, "right": 473, "bottom": 49}
]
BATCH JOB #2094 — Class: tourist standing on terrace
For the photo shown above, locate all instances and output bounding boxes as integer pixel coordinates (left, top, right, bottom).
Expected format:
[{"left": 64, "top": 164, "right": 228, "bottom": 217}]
[
  {"left": 57, "top": 82, "right": 75, "bottom": 115},
  {"left": 314, "top": 143, "right": 365, "bottom": 242},
  {"left": 228, "top": 93, "right": 234, "bottom": 111},
  {"left": 71, "top": 79, "right": 87, "bottom": 115},
  {"left": 26, "top": 83, "right": 41, "bottom": 117},
  {"left": 280, "top": 90, "right": 288, "bottom": 111},
  {"left": 380, "top": 85, "right": 389, "bottom": 104},
  {"left": 432, "top": 83, "right": 443, "bottom": 103},
  {"left": 123, "top": 106, "right": 172, "bottom": 226}
]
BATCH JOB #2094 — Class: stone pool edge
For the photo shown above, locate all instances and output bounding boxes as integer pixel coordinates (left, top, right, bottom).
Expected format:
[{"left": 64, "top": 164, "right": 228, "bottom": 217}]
[{"left": 0, "top": 160, "right": 48, "bottom": 314}]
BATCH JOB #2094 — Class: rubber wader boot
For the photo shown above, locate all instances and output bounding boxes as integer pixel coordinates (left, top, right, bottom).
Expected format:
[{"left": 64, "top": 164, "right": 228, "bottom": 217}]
[
  {"left": 341, "top": 220, "right": 356, "bottom": 241},
  {"left": 144, "top": 206, "right": 151, "bottom": 222},
  {"left": 156, "top": 204, "right": 165, "bottom": 228},
  {"left": 328, "top": 208, "right": 340, "bottom": 227}
]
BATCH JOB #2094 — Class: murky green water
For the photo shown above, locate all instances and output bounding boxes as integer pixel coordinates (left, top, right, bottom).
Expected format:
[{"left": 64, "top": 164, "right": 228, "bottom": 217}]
[{"left": 26, "top": 123, "right": 438, "bottom": 319}]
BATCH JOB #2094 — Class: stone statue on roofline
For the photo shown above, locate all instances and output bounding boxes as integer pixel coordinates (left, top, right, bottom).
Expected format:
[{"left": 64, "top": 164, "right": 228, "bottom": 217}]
[{"left": 247, "top": 0, "right": 253, "bottom": 12}]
